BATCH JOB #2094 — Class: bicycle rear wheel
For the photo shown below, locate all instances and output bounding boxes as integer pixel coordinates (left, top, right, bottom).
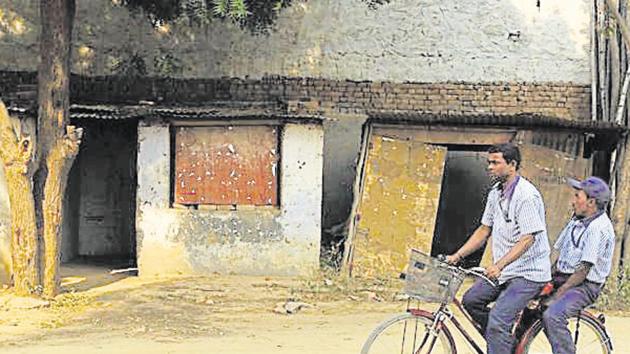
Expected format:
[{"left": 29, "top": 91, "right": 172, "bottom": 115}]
[
  {"left": 517, "top": 313, "right": 612, "bottom": 354},
  {"left": 361, "top": 312, "right": 456, "bottom": 354}
]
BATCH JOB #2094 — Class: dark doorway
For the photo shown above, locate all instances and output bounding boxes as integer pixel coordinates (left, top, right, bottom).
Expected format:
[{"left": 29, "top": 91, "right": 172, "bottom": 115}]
[
  {"left": 431, "top": 148, "right": 491, "bottom": 267},
  {"left": 62, "top": 119, "right": 137, "bottom": 267}
]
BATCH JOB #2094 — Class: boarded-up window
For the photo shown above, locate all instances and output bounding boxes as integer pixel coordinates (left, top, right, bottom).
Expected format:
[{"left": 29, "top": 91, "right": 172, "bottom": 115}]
[{"left": 174, "top": 126, "right": 279, "bottom": 206}]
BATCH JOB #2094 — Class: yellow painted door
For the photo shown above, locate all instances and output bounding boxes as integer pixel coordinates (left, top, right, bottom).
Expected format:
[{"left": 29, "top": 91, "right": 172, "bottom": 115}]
[{"left": 350, "top": 135, "right": 447, "bottom": 278}]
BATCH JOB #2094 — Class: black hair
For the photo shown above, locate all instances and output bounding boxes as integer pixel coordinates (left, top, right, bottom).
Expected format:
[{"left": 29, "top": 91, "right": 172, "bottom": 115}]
[
  {"left": 595, "top": 199, "right": 608, "bottom": 211},
  {"left": 488, "top": 143, "right": 521, "bottom": 170}
]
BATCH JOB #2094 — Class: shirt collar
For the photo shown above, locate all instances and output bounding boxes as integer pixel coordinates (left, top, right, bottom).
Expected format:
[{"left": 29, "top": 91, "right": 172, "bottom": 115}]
[
  {"left": 500, "top": 175, "right": 520, "bottom": 200},
  {"left": 574, "top": 210, "right": 605, "bottom": 228}
]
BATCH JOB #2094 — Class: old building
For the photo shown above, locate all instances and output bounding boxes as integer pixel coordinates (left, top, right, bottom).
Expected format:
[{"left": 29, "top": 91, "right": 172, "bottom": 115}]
[
  {"left": 344, "top": 113, "right": 624, "bottom": 277},
  {"left": 0, "top": 0, "right": 616, "bottom": 280}
]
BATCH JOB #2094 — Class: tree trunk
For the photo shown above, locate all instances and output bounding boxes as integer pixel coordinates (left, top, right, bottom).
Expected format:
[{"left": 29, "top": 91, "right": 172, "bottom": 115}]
[
  {"left": 599, "top": 0, "right": 610, "bottom": 122},
  {"left": 611, "top": 137, "right": 630, "bottom": 281},
  {"left": 610, "top": 1, "right": 621, "bottom": 122},
  {"left": 605, "top": 0, "right": 630, "bottom": 283},
  {"left": 38, "top": 0, "right": 81, "bottom": 298},
  {"left": 0, "top": 102, "right": 39, "bottom": 295},
  {"left": 42, "top": 127, "right": 81, "bottom": 297}
]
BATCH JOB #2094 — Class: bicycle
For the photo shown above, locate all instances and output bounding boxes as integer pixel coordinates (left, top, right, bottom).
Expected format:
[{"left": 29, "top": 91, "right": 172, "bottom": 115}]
[{"left": 361, "top": 249, "right": 614, "bottom": 354}]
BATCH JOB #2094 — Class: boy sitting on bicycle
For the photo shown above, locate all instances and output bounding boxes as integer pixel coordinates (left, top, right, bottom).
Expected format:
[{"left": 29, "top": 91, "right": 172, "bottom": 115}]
[
  {"left": 542, "top": 176, "right": 615, "bottom": 354},
  {"left": 446, "top": 143, "right": 552, "bottom": 354}
]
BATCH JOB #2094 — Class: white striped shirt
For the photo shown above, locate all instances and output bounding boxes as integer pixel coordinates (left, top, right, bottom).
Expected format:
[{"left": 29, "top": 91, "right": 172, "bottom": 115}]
[
  {"left": 481, "top": 177, "right": 552, "bottom": 284},
  {"left": 554, "top": 212, "right": 615, "bottom": 284}
]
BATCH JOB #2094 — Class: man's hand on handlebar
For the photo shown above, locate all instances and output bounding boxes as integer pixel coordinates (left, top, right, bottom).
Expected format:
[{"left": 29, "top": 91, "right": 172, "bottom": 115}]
[
  {"left": 485, "top": 264, "right": 502, "bottom": 280},
  {"left": 444, "top": 253, "right": 462, "bottom": 265}
]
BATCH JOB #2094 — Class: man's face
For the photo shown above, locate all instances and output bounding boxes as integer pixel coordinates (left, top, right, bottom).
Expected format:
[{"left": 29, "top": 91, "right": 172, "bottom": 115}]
[
  {"left": 487, "top": 152, "right": 514, "bottom": 183},
  {"left": 571, "top": 189, "right": 593, "bottom": 218}
]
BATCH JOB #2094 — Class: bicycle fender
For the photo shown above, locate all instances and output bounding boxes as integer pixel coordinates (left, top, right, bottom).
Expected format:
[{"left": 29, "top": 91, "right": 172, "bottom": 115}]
[
  {"left": 408, "top": 309, "right": 435, "bottom": 318},
  {"left": 578, "top": 311, "right": 614, "bottom": 352},
  {"left": 513, "top": 311, "right": 613, "bottom": 354}
]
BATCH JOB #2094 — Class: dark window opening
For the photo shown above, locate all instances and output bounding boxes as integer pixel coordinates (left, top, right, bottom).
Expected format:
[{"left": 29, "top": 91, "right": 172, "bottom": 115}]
[{"left": 431, "top": 147, "right": 492, "bottom": 268}]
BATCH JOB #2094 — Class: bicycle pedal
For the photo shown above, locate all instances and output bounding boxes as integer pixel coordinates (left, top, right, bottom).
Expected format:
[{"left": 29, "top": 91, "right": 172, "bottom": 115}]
[{"left": 526, "top": 299, "right": 540, "bottom": 310}]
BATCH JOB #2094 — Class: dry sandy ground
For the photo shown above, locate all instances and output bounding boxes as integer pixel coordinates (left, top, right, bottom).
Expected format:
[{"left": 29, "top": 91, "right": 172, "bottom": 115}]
[{"left": 0, "top": 264, "right": 626, "bottom": 354}]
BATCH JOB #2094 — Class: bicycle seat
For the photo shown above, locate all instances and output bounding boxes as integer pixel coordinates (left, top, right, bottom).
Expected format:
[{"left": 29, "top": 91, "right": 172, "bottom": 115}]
[{"left": 538, "top": 282, "right": 554, "bottom": 297}]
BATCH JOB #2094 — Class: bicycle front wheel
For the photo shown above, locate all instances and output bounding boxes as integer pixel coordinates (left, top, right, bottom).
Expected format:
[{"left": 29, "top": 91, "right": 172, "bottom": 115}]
[
  {"left": 517, "top": 313, "right": 612, "bottom": 354},
  {"left": 361, "top": 312, "right": 456, "bottom": 354}
]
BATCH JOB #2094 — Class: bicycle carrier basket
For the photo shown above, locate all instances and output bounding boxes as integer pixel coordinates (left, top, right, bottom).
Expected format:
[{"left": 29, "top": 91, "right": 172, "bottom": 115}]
[{"left": 404, "top": 249, "right": 465, "bottom": 304}]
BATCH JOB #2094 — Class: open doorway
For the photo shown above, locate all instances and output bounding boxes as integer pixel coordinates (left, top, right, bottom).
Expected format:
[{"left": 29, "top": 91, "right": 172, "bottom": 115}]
[
  {"left": 431, "top": 147, "right": 492, "bottom": 267},
  {"left": 62, "top": 119, "right": 137, "bottom": 271}
]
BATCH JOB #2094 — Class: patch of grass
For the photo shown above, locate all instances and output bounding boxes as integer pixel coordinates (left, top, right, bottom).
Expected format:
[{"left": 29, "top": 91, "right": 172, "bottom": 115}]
[
  {"left": 40, "top": 318, "right": 65, "bottom": 329},
  {"left": 51, "top": 292, "right": 94, "bottom": 311},
  {"left": 289, "top": 265, "right": 404, "bottom": 303},
  {"left": 37, "top": 292, "right": 96, "bottom": 329},
  {"left": 597, "top": 267, "right": 630, "bottom": 311}
]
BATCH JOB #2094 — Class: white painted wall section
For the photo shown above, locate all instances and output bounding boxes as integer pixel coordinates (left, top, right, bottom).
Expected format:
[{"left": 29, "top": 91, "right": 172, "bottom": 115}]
[
  {"left": 279, "top": 123, "right": 324, "bottom": 269},
  {"left": 0, "top": 0, "right": 591, "bottom": 83},
  {"left": 135, "top": 120, "right": 324, "bottom": 276},
  {"left": 137, "top": 122, "right": 170, "bottom": 209}
]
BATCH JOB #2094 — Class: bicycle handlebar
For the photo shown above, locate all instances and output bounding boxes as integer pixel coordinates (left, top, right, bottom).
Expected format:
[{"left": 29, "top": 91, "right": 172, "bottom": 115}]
[
  {"left": 436, "top": 254, "right": 498, "bottom": 287},
  {"left": 400, "top": 255, "right": 498, "bottom": 287}
]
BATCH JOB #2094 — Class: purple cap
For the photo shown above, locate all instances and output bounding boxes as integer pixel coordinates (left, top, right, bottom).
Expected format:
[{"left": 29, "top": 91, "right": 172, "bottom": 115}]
[{"left": 567, "top": 176, "right": 611, "bottom": 204}]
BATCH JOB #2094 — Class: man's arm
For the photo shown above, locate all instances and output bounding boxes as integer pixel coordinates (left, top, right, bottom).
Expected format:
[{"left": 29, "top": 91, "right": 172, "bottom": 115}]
[
  {"left": 550, "top": 261, "right": 592, "bottom": 301},
  {"left": 446, "top": 224, "right": 491, "bottom": 264},
  {"left": 486, "top": 234, "right": 535, "bottom": 279},
  {"left": 550, "top": 249, "right": 560, "bottom": 274},
  {"left": 550, "top": 227, "right": 599, "bottom": 300}
]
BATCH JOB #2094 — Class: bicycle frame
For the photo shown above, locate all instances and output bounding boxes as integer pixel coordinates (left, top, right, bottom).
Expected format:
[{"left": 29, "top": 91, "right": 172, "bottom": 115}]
[
  {"left": 391, "top": 256, "right": 612, "bottom": 354},
  {"left": 420, "top": 299, "right": 486, "bottom": 354},
  {"left": 409, "top": 297, "right": 611, "bottom": 354},
  {"left": 448, "top": 299, "right": 485, "bottom": 354},
  {"left": 407, "top": 298, "right": 485, "bottom": 354}
]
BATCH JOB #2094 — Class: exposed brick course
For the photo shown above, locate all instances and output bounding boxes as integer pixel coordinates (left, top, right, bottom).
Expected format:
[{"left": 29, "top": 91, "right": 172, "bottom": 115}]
[{"left": 0, "top": 71, "right": 590, "bottom": 120}]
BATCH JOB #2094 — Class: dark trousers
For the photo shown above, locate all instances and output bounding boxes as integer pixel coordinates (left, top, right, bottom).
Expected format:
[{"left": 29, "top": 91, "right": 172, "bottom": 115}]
[
  {"left": 542, "top": 273, "right": 602, "bottom": 354},
  {"left": 462, "top": 277, "right": 545, "bottom": 354}
]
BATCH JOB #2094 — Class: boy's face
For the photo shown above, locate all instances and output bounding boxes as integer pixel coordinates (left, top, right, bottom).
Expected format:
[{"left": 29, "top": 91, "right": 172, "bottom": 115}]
[{"left": 572, "top": 189, "right": 594, "bottom": 218}]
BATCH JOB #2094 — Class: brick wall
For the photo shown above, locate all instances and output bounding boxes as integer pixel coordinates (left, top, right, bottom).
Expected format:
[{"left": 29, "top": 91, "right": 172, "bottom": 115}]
[{"left": 0, "top": 71, "right": 591, "bottom": 120}]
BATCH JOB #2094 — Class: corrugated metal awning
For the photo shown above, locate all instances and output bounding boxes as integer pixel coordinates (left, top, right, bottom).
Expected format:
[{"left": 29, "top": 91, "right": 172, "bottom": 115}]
[
  {"left": 367, "top": 111, "right": 627, "bottom": 134},
  {"left": 7, "top": 102, "right": 324, "bottom": 124}
]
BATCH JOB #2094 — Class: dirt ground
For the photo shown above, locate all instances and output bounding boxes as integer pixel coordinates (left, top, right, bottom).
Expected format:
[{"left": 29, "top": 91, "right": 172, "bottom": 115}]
[{"left": 0, "top": 264, "right": 627, "bottom": 354}]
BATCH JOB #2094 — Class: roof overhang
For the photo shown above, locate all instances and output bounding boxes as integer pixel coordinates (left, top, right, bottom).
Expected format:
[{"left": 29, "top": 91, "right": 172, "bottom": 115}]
[
  {"left": 366, "top": 111, "right": 627, "bottom": 135},
  {"left": 7, "top": 102, "right": 324, "bottom": 125}
]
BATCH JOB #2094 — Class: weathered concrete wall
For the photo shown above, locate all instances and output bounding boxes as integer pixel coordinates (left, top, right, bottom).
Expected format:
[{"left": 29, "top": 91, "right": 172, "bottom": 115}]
[
  {"left": 0, "top": 0, "right": 590, "bottom": 83},
  {"left": 136, "top": 120, "right": 323, "bottom": 276}
]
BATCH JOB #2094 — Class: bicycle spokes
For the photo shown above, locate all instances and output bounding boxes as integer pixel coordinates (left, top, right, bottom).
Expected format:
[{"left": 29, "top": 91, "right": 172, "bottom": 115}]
[
  {"left": 362, "top": 313, "right": 455, "bottom": 354},
  {"left": 521, "top": 316, "right": 611, "bottom": 354},
  {"left": 403, "top": 317, "right": 439, "bottom": 354}
]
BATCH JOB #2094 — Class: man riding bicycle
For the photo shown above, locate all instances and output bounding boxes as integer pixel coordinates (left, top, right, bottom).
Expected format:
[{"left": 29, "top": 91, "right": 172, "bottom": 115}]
[
  {"left": 542, "top": 176, "right": 615, "bottom": 354},
  {"left": 446, "top": 143, "right": 551, "bottom": 354}
]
